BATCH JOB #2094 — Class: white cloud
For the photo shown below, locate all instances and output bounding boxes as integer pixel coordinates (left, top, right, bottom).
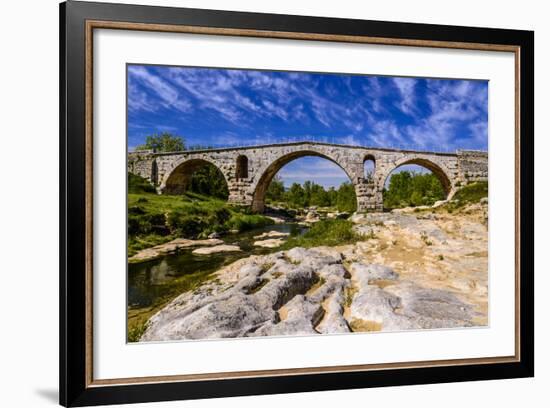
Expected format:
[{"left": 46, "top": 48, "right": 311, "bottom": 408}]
[
  {"left": 402, "top": 79, "right": 488, "bottom": 151},
  {"left": 392, "top": 77, "right": 418, "bottom": 116},
  {"left": 127, "top": 81, "right": 156, "bottom": 113},
  {"left": 128, "top": 66, "right": 191, "bottom": 113}
]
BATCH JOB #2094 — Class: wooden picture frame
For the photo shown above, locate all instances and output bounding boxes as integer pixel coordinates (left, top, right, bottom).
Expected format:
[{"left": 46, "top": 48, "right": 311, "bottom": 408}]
[{"left": 60, "top": 1, "right": 534, "bottom": 406}]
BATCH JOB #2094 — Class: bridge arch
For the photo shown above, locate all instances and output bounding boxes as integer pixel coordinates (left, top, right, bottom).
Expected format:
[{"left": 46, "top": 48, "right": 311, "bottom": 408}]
[
  {"left": 379, "top": 156, "right": 455, "bottom": 207},
  {"left": 250, "top": 149, "right": 357, "bottom": 213},
  {"left": 160, "top": 157, "right": 229, "bottom": 195}
]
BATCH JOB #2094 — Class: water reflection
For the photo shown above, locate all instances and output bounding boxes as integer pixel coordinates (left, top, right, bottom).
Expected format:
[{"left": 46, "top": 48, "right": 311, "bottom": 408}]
[{"left": 128, "top": 223, "right": 307, "bottom": 309}]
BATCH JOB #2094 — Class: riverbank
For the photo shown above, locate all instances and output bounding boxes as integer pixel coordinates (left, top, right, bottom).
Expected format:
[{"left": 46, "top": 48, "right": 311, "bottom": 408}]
[{"left": 128, "top": 190, "right": 278, "bottom": 257}]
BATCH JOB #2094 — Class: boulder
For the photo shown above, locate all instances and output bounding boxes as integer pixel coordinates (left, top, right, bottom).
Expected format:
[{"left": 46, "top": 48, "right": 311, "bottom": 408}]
[
  {"left": 349, "top": 263, "right": 399, "bottom": 284},
  {"left": 349, "top": 285, "right": 407, "bottom": 331},
  {"left": 192, "top": 245, "right": 241, "bottom": 255},
  {"left": 129, "top": 238, "right": 224, "bottom": 263},
  {"left": 316, "top": 288, "right": 351, "bottom": 334},
  {"left": 254, "top": 230, "right": 290, "bottom": 239},
  {"left": 305, "top": 211, "right": 320, "bottom": 222},
  {"left": 253, "top": 238, "right": 285, "bottom": 248}
]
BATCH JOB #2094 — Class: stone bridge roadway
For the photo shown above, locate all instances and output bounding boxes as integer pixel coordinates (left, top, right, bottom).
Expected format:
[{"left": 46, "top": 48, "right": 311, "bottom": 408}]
[{"left": 128, "top": 142, "right": 488, "bottom": 212}]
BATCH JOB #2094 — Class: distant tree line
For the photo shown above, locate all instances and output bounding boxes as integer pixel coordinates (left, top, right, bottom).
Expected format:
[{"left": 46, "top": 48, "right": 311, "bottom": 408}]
[{"left": 266, "top": 176, "right": 357, "bottom": 213}]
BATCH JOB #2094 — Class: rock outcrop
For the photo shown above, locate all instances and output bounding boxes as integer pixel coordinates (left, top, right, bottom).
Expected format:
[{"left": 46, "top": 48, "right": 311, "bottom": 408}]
[
  {"left": 253, "top": 238, "right": 286, "bottom": 248},
  {"left": 141, "top": 241, "right": 483, "bottom": 341},
  {"left": 129, "top": 238, "right": 224, "bottom": 263},
  {"left": 192, "top": 245, "right": 241, "bottom": 255},
  {"left": 139, "top": 202, "right": 488, "bottom": 341}
]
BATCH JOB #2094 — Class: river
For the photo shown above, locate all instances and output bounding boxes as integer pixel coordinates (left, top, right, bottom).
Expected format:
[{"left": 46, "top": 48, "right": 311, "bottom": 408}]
[{"left": 127, "top": 222, "right": 308, "bottom": 328}]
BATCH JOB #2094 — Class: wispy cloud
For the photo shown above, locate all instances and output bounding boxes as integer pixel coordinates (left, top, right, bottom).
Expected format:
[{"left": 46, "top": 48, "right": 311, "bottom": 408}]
[
  {"left": 392, "top": 77, "right": 418, "bottom": 116},
  {"left": 128, "top": 66, "right": 191, "bottom": 113},
  {"left": 128, "top": 66, "right": 488, "bottom": 153},
  {"left": 402, "top": 80, "right": 488, "bottom": 150},
  {"left": 278, "top": 157, "right": 350, "bottom": 188}
]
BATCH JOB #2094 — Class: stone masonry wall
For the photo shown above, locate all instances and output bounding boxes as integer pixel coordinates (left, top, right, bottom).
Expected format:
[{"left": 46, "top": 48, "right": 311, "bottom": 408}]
[{"left": 456, "top": 150, "right": 489, "bottom": 185}]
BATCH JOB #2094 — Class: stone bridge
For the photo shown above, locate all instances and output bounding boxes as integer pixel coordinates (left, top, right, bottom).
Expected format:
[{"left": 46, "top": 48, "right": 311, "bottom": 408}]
[{"left": 128, "top": 142, "right": 488, "bottom": 213}]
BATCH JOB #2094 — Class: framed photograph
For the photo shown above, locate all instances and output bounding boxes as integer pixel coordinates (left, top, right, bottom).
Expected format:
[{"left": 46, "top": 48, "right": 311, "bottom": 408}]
[{"left": 60, "top": 1, "right": 534, "bottom": 406}]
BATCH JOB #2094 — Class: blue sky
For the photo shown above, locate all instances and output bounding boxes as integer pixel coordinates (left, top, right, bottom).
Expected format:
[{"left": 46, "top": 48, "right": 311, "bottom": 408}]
[{"left": 128, "top": 65, "right": 488, "bottom": 188}]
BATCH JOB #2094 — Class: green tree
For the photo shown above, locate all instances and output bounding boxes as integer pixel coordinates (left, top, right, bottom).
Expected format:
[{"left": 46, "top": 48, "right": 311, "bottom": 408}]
[
  {"left": 383, "top": 171, "right": 445, "bottom": 209},
  {"left": 327, "top": 187, "right": 338, "bottom": 207},
  {"left": 266, "top": 176, "right": 285, "bottom": 202},
  {"left": 135, "top": 132, "right": 185, "bottom": 152},
  {"left": 286, "top": 183, "right": 307, "bottom": 208},
  {"left": 336, "top": 182, "right": 357, "bottom": 212},
  {"left": 188, "top": 164, "right": 229, "bottom": 199},
  {"left": 309, "top": 182, "right": 331, "bottom": 207}
]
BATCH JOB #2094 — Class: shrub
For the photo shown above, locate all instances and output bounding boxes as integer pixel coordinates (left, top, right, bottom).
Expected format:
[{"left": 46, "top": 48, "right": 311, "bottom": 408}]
[
  {"left": 128, "top": 205, "right": 145, "bottom": 215},
  {"left": 128, "top": 173, "right": 156, "bottom": 194},
  {"left": 213, "top": 207, "right": 231, "bottom": 224},
  {"left": 224, "top": 214, "right": 274, "bottom": 232},
  {"left": 282, "top": 219, "right": 361, "bottom": 249},
  {"left": 166, "top": 209, "right": 208, "bottom": 237},
  {"left": 128, "top": 211, "right": 166, "bottom": 236}
]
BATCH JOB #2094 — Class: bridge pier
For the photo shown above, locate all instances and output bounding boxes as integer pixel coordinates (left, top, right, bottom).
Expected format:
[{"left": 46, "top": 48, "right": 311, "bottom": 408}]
[
  {"left": 354, "top": 179, "right": 384, "bottom": 213},
  {"left": 356, "top": 188, "right": 384, "bottom": 212},
  {"left": 227, "top": 180, "right": 255, "bottom": 209}
]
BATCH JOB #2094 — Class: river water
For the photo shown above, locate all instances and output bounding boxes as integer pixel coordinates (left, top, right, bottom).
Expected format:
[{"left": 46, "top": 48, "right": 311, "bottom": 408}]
[{"left": 128, "top": 223, "right": 307, "bottom": 313}]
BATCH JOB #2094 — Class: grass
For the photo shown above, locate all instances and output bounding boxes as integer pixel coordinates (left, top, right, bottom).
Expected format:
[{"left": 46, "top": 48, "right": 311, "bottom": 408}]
[
  {"left": 420, "top": 232, "right": 433, "bottom": 246},
  {"left": 128, "top": 173, "right": 156, "bottom": 194},
  {"left": 261, "top": 262, "right": 275, "bottom": 273},
  {"left": 281, "top": 219, "right": 363, "bottom": 249},
  {"left": 246, "top": 278, "right": 270, "bottom": 294},
  {"left": 444, "top": 181, "right": 489, "bottom": 213},
  {"left": 452, "top": 181, "right": 488, "bottom": 204},
  {"left": 224, "top": 214, "right": 274, "bottom": 232},
  {"left": 127, "top": 318, "right": 149, "bottom": 343}
]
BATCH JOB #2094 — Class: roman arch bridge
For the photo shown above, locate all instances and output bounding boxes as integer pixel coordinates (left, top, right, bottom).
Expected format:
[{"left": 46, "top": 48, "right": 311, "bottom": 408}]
[{"left": 128, "top": 142, "right": 488, "bottom": 213}]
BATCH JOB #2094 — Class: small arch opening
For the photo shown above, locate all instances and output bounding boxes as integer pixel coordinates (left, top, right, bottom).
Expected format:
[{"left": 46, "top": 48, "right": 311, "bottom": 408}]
[
  {"left": 151, "top": 159, "right": 158, "bottom": 185},
  {"left": 363, "top": 154, "right": 376, "bottom": 182},
  {"left": 236, "top": 155, "right": 249, "bottom": 180}
]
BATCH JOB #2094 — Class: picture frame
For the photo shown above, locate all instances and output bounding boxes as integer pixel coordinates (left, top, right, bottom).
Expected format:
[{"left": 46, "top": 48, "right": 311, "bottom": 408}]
[{"left": 59, "top": 1, "right": 534, "bottom": 406}]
